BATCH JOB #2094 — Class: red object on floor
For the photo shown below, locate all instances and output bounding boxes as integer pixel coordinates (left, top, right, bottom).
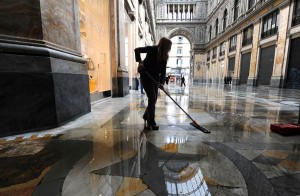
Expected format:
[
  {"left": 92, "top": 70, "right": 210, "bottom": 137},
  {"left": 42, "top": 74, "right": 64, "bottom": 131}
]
[{"left": 270, "top": 123, "right": 300, "bottom": 136}]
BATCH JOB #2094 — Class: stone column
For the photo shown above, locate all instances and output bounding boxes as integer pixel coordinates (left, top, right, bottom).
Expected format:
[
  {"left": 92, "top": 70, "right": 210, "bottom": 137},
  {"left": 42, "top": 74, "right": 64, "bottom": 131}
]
[
  {"left": 193, "top": 4, "right": 196, "bottom": 19},
  {"left": 180, "top": 4, "right": 183, "bottom": 20},
  {"left": 188, "top": 4, "right": 190, "bottom": 20},
  {"left": 164, "top": 4, "right": 167, "bottom": 19},
  {"left": 176, "top": 4, "right": 178, "bottom": 20},
  {"left": 111, "top": 0, "right": 129, "bottom": 97},
  {"left": 215, "top": 46, "right": 221, "bottom": 84},
  {"left": 173, "top": 4, "right": 175, "bottom": 20},
  {"left": 224, "top": 41, "right": 230, "bottom": 75},
  {"left": 233, "top": 32, "right": 242, "bottom": 85},
  {"left": 177, "top": 5, "right": 179, "bottom": 20},
  {"left": 247, "top": 19, "right": 261, "bottom": 86},
  {"left": 167, "top": 4, "right": 170, "bottom": 19},
  {"left": 183, "top": 4, "right": 185, "bottom": 20},
  {"left": 271, "top": 4, "right": 290, "bottom": 87},
  {"left": 0, "top": 0, "right": 91, "bottom": 136}
]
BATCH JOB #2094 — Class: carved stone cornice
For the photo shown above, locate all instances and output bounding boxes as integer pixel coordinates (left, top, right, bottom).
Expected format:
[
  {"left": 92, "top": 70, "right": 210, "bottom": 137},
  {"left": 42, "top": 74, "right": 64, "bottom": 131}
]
[{"left": 156, "top": 21, "right": 206, "bottom": 25}]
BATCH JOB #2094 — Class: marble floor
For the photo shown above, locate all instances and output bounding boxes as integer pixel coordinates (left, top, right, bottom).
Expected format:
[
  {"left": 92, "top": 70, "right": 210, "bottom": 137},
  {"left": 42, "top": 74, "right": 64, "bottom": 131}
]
[{"left": 0, "top": 83, "right": 300, "bottom": 196}]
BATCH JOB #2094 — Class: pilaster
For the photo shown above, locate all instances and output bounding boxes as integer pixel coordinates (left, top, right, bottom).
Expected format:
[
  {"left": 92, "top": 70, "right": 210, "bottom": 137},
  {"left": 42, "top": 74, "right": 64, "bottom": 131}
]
[
  {"left": 215, "top": 46, "right": 221, "bottom": 84},
  {"left": 233, "top": 32, "right": 242, "bottom": 85},
  {"left": 247, "top": 20, "right": 260, "bottom": 86},
  {"left": 224, "top": 40, "right": 229, "bottom": 75},
  {"left": 111, "top": 0, "right": 129, "bottom": 97},
  {"left": 271, "top": 4, "right": 290, "bottom": 88}
]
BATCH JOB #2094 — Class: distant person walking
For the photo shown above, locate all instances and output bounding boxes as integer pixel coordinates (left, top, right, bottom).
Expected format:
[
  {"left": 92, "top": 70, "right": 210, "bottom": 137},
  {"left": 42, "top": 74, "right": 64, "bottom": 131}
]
[
  {"left": 136, "top": 72, "right": 145, "bottom": 94},
  {"left": 181, "top": 75, "right": 186, "bottom": 87},
  {"left": 135, "top": 73, "right": 139, "bottom": 91},
  {"left": 166, "top": 75, "right": 170, "bottom": 85},
  {"left": 228, "top": 75, "right": 232, "bottom": 84},
  {"left": 140, "top": 83, "right": 145, "bottom": 94},
  {"left": 224, "top": 76, "right": 228, "bottom": 85}
]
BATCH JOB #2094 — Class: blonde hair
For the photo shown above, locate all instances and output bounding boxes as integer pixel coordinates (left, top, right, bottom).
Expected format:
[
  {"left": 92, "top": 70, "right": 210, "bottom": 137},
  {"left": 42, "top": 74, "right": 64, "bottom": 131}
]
[{"left": 157, "top": 37, "right": 172, "bottom": 62}]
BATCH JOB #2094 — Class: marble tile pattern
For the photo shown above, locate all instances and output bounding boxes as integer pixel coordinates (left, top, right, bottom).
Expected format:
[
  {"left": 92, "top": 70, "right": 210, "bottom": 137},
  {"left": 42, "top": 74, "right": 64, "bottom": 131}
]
[{"left": 0, "top": 84, "right": 300, "bottom": 196}]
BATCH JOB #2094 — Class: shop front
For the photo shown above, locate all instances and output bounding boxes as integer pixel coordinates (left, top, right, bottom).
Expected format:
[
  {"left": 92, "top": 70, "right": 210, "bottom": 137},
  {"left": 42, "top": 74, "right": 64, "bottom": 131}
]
[
  {"left": 78, "top": 0, "right": 112, "bottom": 102},
  {"left": 228, "top": 57, "right": 235, "bottom": 77},
  {"left": 286, "top": 37, "right": 300, "bottom": 89},
  {"left": 240, "top": 53, "right": 251, "bottom": 85},
  {"left": 258, "top": 45, "right": 276, "bottom": 86}
]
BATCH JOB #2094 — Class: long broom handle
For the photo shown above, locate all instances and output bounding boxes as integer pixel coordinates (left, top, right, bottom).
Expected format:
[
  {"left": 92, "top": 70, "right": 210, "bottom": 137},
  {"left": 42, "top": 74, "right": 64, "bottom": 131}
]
[{"left": 144, "top": 71, "right": 196, "bottom": 122}]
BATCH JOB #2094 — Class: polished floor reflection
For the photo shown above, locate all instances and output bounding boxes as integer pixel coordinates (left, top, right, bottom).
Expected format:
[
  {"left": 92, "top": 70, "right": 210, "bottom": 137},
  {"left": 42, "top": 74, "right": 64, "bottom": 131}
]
[{"left": 0, "top": 84, "right": 300, "bottom": 196}]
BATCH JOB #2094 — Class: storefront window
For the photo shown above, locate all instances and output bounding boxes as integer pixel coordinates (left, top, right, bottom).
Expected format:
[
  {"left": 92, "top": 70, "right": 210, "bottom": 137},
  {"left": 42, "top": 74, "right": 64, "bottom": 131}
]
[{"left": 79, "top": 0, "right": 111, "bottom": 94}]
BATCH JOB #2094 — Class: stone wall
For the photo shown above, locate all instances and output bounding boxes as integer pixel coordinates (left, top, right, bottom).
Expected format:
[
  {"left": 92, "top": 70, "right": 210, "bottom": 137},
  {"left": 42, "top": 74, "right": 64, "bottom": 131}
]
[{"left": 0, "top": 0, "right": 90, "bottom": 136}]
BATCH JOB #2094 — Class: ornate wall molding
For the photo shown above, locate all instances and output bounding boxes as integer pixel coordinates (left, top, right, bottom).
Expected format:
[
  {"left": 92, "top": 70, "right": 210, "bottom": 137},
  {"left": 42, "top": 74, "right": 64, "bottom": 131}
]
[{"left": 155, "top": 0, "right": 207, "bottom": 48}]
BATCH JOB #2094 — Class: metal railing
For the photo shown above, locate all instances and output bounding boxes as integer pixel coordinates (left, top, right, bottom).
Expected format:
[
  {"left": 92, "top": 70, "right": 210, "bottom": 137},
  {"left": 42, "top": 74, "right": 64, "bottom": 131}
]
[
  {"left": 229, "top": 46, "right": 236, "bottom": 52},
  {"left": 292, "top": 15, "right": 300, "bottom": 27},
  {"left": 261, "top": 27, "right": 278, "bottom": 39},
  {"left": 242, "top": 37, "right": 253, "bottom": 47}
]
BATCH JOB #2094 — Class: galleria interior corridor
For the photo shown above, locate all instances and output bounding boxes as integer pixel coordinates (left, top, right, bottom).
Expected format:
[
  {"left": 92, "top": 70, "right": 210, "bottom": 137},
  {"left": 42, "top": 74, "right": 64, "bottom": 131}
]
[
  {"left": 0, "top": 84, "right": 299, "bottom": 195},
  {"left": 1, "top": 0, "right": 300, "bottom": 195}
]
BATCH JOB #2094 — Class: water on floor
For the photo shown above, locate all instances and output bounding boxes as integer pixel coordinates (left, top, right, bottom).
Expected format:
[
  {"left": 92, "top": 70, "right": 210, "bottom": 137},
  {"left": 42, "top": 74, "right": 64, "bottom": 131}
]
[{"left": 0, "top": 84, "right": 300, "bottom": 196}]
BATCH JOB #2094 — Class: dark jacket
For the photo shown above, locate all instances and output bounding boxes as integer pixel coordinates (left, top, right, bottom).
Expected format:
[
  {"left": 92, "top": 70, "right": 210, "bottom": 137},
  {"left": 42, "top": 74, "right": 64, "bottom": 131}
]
[{"left": 134, "top": 46, "right": 167, "bottom": 85}]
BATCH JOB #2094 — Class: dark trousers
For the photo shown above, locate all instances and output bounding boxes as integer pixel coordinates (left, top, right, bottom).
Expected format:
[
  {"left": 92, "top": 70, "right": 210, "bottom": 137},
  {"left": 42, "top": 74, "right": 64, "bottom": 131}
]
[
  {"left": 141, "top": 75, "right": 158, "bottom": 125},
  {"left": 135, "top": 78, "right": 139, "bottom": 90}
]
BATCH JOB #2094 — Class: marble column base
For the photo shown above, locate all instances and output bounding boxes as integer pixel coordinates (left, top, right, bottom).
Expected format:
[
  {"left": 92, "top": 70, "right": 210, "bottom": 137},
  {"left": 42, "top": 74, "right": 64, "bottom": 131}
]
[
  {"left": 112, "top": 70, "right": 129, "bottom": 97},
  {"left": 0, "top": 72, "right": 90, "bottom": 137},
  {"left": 0, "top": 51, "right": 90, "bottom": 137},
  {"left": 247, "top": 77, "right": 258, "bottom": 86},
  {"left": 270, "top": 76, "right": 284, "bottom": 88},
  {"left": 90, "top": 91, "right": 111, "bottom": 102}
]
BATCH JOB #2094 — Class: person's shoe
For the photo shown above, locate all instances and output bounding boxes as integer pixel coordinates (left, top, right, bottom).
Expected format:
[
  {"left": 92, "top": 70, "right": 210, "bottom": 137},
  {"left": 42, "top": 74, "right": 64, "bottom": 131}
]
[
  {"left": 149, "top": 124, "right": 159, "bottom": 130},
  {"left": 144, "top": 124, "right": 159, "bottom": 130}
]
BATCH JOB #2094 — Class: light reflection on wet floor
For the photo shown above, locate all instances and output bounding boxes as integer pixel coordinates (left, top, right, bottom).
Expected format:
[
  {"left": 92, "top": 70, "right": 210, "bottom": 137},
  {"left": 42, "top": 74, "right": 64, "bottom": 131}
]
[{"left": 0, "top": 84, "right": 300, "bottom": 196}]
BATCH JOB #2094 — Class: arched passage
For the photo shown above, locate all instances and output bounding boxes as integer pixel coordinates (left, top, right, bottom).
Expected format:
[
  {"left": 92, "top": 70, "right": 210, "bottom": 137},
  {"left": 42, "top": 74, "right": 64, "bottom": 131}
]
[
  {"left": 165, "top": 28, "right": 198, "bottom": 84},
  {"left": 166, "top": 27, "right": 196, "bottom": 46},
  {"left": 166, "top": 36, "right": 192, "bottom": 85}
]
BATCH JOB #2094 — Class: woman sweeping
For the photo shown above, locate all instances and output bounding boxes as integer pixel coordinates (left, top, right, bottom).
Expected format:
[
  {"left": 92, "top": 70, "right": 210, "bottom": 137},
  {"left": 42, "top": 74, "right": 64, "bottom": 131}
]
[{"left": 135, "top": 37, "right": 172, "bottom": 130}]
